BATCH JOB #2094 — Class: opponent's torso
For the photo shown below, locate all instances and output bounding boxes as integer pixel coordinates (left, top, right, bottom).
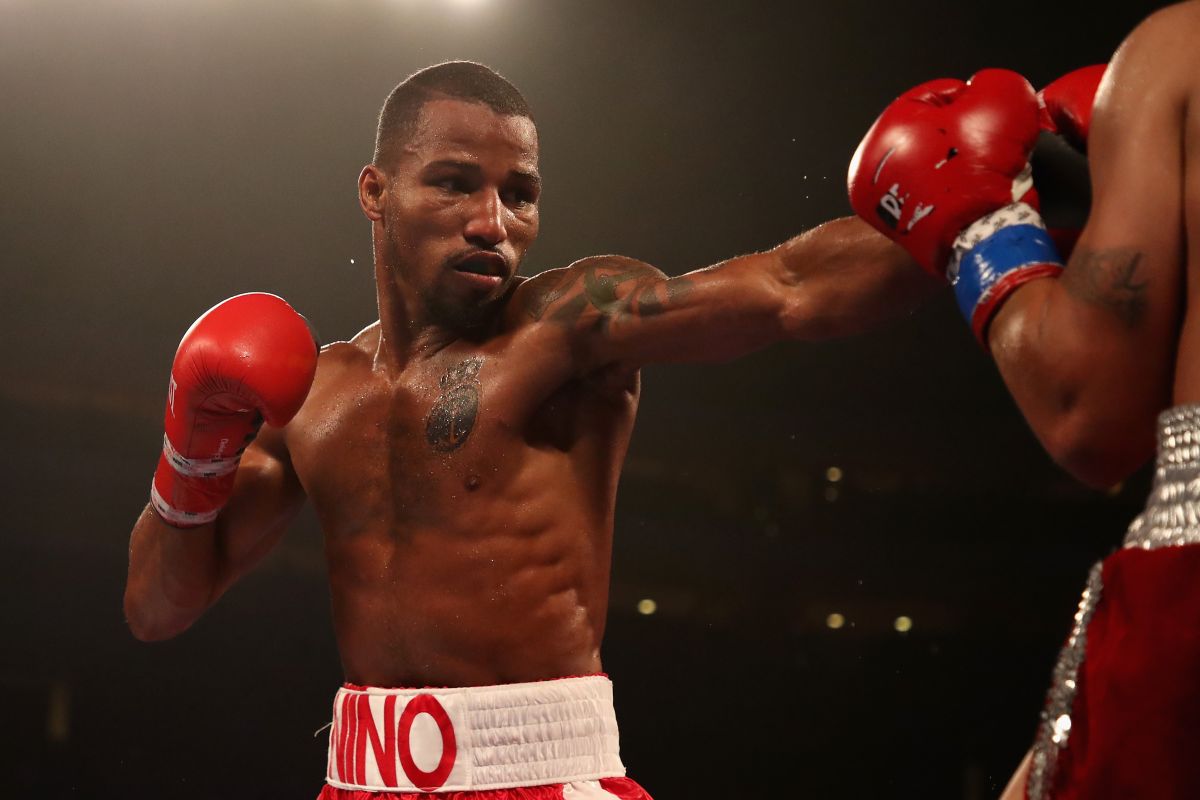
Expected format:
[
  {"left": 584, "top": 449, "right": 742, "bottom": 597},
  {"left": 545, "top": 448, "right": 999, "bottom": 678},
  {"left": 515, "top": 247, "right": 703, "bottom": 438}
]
[
  {"left": 1169, "top": 1, "right": 1200, "bottom": 401},
  {"left": 284, "top": 320, "right": 640, "bottom": 687}
]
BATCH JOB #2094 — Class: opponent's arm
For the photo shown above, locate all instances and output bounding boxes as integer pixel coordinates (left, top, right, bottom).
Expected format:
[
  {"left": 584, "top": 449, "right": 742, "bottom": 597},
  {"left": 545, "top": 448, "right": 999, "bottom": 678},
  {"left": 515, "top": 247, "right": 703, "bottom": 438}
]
[
  {"left": 847, "top": 62, "right": 1184, "bottom": 488},
  {"left": 987, "top": 16, "right": 1188, "bottom": 488},
  {"left": 123, "top": 294, "right": 317, "bottom": 641},
  {"left": 514, "top": 216, "right": 940, "bottom": 371}
]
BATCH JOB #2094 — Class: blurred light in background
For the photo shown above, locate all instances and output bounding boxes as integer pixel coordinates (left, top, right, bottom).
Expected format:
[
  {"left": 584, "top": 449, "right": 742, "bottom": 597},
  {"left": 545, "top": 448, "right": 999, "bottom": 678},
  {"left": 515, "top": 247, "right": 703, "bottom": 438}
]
[
  {"left": 47, "top": 681, "right": 71, "bottom": 744},
  {"left": 825, "top": 466, "right": 843, "bottom": 483},
  {"left": 637, "top": 598, "right": 657, "bottom": 616},
  {"left": 893, "top": 615, "right": 913, "bottom": 634},
  {"left": 825, "top": 612, "right": 845, "bottom": 630}
]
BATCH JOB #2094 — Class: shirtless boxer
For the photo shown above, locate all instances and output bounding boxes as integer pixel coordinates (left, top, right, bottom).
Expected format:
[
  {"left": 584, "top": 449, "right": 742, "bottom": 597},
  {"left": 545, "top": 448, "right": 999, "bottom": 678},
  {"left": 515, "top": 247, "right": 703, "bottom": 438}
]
[
  {"left": 849, "top": 2, "right": 1200, "bottom": 796},
  {"left": 124, "top": 62, "right": 940, "bottom": 798}
]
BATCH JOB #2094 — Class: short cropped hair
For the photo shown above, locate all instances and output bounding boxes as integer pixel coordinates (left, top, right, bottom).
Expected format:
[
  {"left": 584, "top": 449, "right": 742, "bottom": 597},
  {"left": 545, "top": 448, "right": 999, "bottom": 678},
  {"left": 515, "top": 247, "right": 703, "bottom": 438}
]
[{"left": 373, "top": 61, "right": 534, "bottom": 166}]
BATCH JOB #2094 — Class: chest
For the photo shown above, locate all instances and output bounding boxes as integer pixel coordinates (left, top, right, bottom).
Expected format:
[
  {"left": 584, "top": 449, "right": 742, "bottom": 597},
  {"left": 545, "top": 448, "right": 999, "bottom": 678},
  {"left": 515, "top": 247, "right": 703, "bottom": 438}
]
[
  {"left": 290, "top": 352, "right": 636, "bottom": 519},
  {"left": 292, "top": 358, "right": 502, "bottom": 506}
]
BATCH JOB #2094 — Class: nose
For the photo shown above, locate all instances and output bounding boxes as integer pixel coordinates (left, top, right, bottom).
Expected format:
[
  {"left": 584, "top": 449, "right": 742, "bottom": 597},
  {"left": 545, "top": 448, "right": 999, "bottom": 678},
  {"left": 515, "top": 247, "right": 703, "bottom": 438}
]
[{"left": 463, "top": 189, "right": 507, "bottom": 248}]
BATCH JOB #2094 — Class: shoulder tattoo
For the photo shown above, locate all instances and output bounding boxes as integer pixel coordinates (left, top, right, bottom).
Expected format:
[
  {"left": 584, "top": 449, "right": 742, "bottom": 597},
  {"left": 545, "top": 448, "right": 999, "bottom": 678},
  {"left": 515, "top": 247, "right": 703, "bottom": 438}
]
[{"left": 523, "top": 260, "right": 695, "bottom": 329}]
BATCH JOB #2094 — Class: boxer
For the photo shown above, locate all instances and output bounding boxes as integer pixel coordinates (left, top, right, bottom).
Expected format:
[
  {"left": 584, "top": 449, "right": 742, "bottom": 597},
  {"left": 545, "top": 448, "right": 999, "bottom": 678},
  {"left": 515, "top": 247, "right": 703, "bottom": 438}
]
[
  {"left": 849, "top": 2, "right": 1200, "bottom": 795},
  {"left": 124, "top": 61, "right": 943, "bottom": 797}
]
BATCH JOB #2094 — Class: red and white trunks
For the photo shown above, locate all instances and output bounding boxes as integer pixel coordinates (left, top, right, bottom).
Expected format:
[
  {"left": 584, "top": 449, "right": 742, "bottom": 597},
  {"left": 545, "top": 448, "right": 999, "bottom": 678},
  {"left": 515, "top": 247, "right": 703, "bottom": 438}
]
[
  {"left": 1025, "top": 405, "right": 1200, "bottom": 799},
  {"left": 317, "top": 675, "right": 652, "bottom": 799}
]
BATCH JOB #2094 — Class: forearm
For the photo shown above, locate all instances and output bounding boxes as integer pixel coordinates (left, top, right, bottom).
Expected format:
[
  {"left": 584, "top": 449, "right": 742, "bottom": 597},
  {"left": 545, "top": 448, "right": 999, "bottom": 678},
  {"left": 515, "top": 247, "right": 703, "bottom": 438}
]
[
  {"left": 124, "top": 504, "right": 222, "bottom": 641},
  {"left": 999, "top": 750, "right": 1033, "bottom": 800},
  {"left": 988, "top": 275, "right": 1170, "bottom": 488},
  {"left": 125, "top": 439, "right": 306, "bottom": 640},
  {"left": 774, "top": 216, "right": 941, "bottom": 340}
]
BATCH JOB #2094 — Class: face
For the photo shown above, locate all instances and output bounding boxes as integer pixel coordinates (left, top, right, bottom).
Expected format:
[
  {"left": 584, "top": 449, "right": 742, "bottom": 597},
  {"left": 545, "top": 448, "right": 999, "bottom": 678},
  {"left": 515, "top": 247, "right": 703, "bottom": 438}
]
[{"left": 362, "top": 98, "right": 541, "bottom": 330}]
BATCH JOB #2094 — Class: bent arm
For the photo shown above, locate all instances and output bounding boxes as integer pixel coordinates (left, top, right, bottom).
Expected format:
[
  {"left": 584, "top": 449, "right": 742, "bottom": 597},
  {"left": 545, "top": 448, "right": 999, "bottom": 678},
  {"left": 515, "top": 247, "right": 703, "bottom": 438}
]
[
  {"left": 999, "top": 749, "right": 1033, "bottom": 800},
  {"left": 516, "top": 215, "right": 940, "bottom": 372},
  {"left": 124, "top": 426, "right": 306, "bottom": 641},
  {"left": 985, "top": 12, "right": 1188, "bottom": 488}
]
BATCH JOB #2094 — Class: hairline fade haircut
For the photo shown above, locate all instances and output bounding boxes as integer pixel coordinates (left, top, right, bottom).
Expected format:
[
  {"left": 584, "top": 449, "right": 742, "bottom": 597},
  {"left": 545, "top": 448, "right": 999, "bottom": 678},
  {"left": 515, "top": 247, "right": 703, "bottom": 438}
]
[{"left": 373, "top": 61, "right": 534, "bottom": 168}]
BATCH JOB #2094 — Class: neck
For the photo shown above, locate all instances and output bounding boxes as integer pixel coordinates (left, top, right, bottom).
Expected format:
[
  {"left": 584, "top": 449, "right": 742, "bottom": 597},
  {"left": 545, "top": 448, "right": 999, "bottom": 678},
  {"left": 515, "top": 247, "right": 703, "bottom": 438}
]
[
  {"left": 373, "top": 258, "right": 507, "bottom": 375},
  {"left": 372, "top": 260, "right": 454, "bottom": 372}
]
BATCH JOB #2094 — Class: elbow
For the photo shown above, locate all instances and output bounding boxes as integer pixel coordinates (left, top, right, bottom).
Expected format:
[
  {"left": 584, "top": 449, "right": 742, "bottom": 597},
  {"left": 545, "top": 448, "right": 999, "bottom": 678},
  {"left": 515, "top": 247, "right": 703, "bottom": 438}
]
[
  {"left": 1038, "top": 407, "right": 1156, "bottom": 490},
  {"left": 123, "top": 601, "right": 168, "bottom": 643},
  {"left": 123, "top": 589, "right": 187, "bottom": 643}
]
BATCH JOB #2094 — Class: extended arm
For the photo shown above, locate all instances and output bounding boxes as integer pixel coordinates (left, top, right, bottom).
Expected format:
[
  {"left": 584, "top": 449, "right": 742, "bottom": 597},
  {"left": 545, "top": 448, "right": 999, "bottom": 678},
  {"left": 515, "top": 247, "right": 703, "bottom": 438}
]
[
  {"left": 987, "top": 15, "right": 1188, "bottom": 487},
  {"left": 515, "top": 215, "right": 940, "bottom": 372}
]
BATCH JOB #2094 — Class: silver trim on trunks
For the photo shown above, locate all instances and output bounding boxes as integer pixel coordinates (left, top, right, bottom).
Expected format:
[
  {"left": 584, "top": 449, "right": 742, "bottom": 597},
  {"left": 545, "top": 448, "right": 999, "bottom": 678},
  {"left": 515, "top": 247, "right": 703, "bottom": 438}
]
[
  {"left": 1027, "top": 562, "right": 1103, "bottom": 800},
  {"left": 1124, "top": 405, "right": 1200, "bottom": 550}
]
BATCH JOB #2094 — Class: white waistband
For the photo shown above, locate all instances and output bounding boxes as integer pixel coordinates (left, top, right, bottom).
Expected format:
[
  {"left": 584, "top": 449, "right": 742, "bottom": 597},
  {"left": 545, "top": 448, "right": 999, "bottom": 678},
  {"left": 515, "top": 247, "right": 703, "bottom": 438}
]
[{"left": 325, "top": 675, "right": 625, "bottom": 793}]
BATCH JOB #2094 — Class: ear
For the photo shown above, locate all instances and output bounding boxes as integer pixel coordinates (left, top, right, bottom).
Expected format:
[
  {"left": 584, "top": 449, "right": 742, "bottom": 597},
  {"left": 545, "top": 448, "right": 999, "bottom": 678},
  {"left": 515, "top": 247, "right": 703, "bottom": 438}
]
[{"left": 358, "top": 164, "right": 386, "bottom": 221}]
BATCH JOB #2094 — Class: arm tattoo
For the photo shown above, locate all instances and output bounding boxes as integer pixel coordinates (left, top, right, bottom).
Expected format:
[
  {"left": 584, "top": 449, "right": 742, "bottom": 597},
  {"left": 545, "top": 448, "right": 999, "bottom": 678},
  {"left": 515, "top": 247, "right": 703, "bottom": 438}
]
[
  {"left": 522, "top": 271, "right": 574, "bottom": 321},
  {"left": 665, "top": 276, "right": 695, "bottom": 304},
  {"left": 425, "top": 357, "right": 482, "bottom": 452},
  {"left": 1061, "top": 248, "right": 1148, "bottom": 327},
  {"left": 635, "top": 283, "right": 664, "bottom": 316},
  {"left": 525, "top": 261, "right": 695, "bottom": 329}
]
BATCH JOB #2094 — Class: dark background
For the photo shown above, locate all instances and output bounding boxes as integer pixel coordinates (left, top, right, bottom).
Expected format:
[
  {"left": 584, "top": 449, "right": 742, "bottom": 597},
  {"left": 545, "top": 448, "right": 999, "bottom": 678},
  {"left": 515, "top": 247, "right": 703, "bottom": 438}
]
[{"left": 0, "top": 0, "right": 1170, "bottom": 797}]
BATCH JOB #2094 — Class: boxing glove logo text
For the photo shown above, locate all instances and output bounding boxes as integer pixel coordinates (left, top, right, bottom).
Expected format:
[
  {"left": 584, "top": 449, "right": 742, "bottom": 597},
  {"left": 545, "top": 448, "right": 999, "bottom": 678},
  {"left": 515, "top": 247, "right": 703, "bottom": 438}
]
[
  {"left": 876, "top": 183, "right": 935, "bottom": 234},
  {"left": 877, "top": 183, "right": 905, "bottom": 229}
]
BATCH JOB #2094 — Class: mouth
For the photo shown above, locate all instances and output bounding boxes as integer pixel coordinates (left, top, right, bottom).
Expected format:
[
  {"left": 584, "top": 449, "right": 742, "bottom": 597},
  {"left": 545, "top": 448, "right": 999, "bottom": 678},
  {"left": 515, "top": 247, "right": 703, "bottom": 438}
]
[{"left": 450, "top": 251, "right": 509, "bottom": 291}]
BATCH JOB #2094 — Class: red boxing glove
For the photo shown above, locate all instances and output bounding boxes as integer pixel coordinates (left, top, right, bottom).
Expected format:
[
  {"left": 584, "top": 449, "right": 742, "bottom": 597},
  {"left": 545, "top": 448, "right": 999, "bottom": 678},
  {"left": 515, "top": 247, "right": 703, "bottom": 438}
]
[
  {"left": 848, "top": 69, "right": 1042, "bottom": 277},
  {"left": 1035, "top": 65, "right": 1105, "bottom": 260},
  {"left": 150, "top": 293, "right": 318, "bottom": 528},
  {"left": 1038, "top": 64, "right": 1106, "bottom": 152}
]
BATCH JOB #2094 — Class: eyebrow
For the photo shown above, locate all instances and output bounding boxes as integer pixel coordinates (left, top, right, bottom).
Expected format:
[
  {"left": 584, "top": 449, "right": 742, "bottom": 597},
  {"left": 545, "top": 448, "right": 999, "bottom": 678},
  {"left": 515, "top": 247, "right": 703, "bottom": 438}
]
[{"left": 423, "top": 159, "right": 541, "bottom": 188}]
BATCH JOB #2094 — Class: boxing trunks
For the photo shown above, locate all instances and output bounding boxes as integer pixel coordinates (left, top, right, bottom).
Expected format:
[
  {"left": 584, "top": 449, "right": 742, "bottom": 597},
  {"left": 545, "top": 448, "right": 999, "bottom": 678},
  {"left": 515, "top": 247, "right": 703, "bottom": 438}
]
[
  {"left": 1026, "top": 405, "right": 1200, "bottom": 799},
  {"left": 318, "top": 675, "right": 652, "bottom": 799}
]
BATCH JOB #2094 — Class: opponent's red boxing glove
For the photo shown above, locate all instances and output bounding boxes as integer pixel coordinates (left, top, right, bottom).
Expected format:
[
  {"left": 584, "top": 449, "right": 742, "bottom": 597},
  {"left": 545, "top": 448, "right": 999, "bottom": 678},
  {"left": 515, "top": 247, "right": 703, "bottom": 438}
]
[
  {"left": 150, "top": 293, "right": 318, "bottom": 528},
  {"left": 848, "top": 69, "right": 1042, "bottom": 276},
  {"left": 1035, "top": 65, "right": 1105, "bottom": 259},
  {"left": 1038, "top": 64, "right": 1106, "bottom": 152}
]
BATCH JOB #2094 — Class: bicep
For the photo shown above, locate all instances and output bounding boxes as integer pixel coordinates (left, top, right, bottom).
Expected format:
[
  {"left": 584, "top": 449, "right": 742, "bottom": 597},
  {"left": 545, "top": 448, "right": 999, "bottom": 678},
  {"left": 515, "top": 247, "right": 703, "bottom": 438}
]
[
  {"left": 1052, "top": 19, "right": 1186, "bottom": 377},
  {"left": 1079, "top": 29, "right": 1185, "bottom": 296},
  {"left": 995, "top": 17, "right": 1187, "bottom": 364}
]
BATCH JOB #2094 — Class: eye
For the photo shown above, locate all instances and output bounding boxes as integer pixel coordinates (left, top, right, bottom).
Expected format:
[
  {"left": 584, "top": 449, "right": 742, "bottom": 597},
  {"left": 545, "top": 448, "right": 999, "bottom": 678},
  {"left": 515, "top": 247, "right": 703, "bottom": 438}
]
[
  {"left": 501, "top": 187, "right": 538, "bottom": 208},
  {"left": 432, "top": 176, "right": 468, "bottom": 194}
]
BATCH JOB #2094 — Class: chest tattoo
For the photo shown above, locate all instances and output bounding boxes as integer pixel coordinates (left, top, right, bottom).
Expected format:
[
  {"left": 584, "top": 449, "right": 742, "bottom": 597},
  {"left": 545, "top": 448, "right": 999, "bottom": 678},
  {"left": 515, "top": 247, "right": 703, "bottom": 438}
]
[{"left": 425, "top": 357, "right": 483, "bottom": 452}]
